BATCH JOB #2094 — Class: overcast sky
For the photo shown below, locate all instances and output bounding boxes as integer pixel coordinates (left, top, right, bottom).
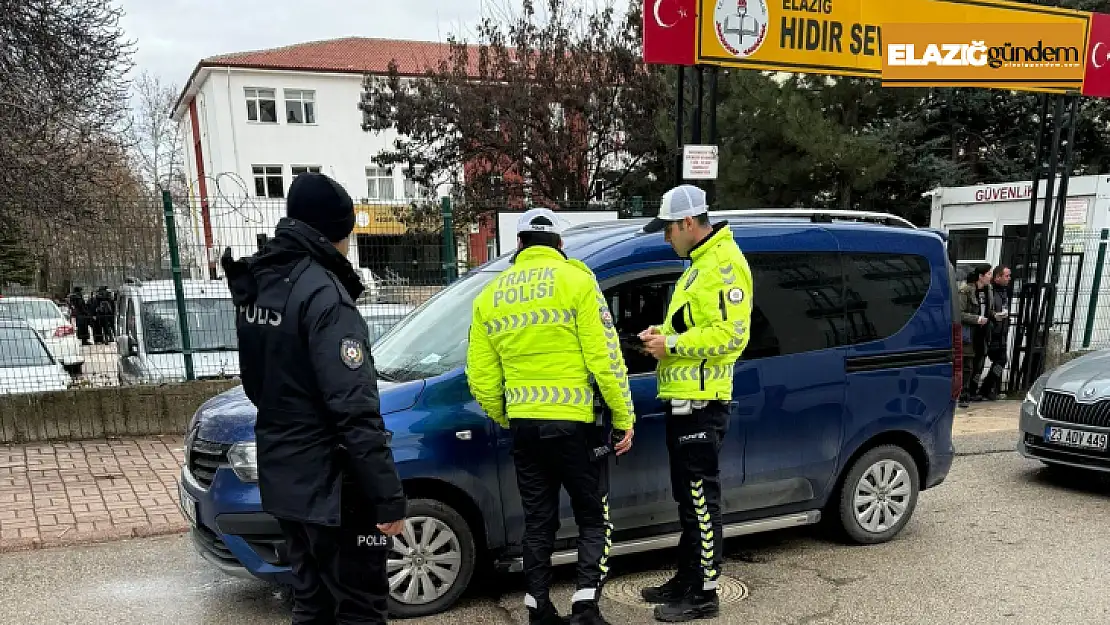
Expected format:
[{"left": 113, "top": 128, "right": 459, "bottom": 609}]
[{"left": 118, "top": 0, "right": 501, "bottom": 88}]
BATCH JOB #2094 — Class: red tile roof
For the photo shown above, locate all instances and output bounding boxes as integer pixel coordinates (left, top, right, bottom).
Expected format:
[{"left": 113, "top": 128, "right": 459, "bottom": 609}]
[{"left": 200, "top": 37, "right": 459, "bottom": 76}]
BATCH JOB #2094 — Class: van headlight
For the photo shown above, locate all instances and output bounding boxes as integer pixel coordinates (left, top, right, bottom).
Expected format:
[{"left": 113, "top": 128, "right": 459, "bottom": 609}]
[
  {"left": 226, "top": 442, "right": 258, "bottom": 483},
  {"left": 1024, "top": 374, "right": 1048, "bottom": 409}
]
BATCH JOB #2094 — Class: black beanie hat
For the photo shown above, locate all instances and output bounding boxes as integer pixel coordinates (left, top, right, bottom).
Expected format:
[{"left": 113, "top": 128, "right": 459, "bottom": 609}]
[{"left": 286, "top": 172, "right": 356, "bottom": 242}]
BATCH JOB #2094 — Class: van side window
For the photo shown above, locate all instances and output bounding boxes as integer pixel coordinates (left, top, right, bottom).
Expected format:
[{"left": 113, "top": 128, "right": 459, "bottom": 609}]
[
  {"left": 843, "top": 253, "right": 932, "bottom": 344},
  {"left": 742, "top": 253, "right": 846, "bottom": 360},
  {"left": 603, "top": 273, "right": 681, "bottom": 375}
]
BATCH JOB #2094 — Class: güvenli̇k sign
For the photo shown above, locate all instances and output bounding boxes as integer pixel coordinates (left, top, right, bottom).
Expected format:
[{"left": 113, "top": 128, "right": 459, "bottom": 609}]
[{"left": 881, "top": 22, "right": 1086, "bottom": 92}]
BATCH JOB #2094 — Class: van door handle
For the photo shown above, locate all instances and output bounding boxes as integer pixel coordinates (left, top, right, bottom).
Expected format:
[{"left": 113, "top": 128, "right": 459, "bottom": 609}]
[{"left": 456, "top": 430, "right": 473, "bottom": 441}]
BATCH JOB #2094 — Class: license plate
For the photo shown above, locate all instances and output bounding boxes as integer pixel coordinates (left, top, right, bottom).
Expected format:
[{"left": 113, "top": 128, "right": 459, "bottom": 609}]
[
  {"left": 178, "top": 481, "right": 198, "bottom": 527},
  {"left": 1044, "top": 425, "right": 1109, "bottom": 451}
]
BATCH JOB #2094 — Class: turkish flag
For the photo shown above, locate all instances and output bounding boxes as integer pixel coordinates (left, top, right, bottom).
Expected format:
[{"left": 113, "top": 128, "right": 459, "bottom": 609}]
[
  {"left": 643, "top": 0, "right": 697, "bottom": 66},
  {"left": 1083, "top": 13, "right": 1110, "bottom": 98}
]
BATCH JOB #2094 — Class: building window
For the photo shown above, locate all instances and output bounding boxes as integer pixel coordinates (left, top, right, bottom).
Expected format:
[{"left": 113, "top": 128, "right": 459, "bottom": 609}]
[
  {"left": 366, "top": 167, "right": 394, "bottom": 200},
  {"left": 285, "top": 89, "right": 316, "bottom": 124},
  {"left": 950, "top": 228, "right": 989, "bottom": 261},
  {"left": 403, "top": 168, "right": 427, "bottom": 199},
  {"left": 252, "top": 165, "right": 284, "bottom": 198},
  {"left": 245, "top": 88, "right": 277, "bottom": 123},
  {"left": 291, "top": 165, "right": 322, "bottom": 177}
]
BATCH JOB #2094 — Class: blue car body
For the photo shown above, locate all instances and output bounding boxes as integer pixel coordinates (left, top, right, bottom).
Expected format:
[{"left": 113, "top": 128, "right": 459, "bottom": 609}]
[{"left": 179, "top": 214, "right": 957, "bottom": 615}]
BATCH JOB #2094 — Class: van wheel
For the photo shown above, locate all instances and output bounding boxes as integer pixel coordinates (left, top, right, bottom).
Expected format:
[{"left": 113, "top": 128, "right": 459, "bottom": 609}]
[
  {"left": 834, "top": 445, "right": 920, "bottom": 545},
  {"left": 387, "top": 498, "right": 476, "bottom": 619}
]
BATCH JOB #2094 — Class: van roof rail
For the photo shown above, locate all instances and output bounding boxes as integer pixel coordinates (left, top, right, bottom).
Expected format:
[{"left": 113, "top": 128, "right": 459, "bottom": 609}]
[{"left": 713, "top": 209, "right": 916, "bottom": 229}]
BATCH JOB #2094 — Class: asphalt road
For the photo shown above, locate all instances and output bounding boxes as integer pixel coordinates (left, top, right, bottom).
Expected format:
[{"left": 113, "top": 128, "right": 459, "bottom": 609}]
[{"left": 2, "top": 431, "right": 1108, "bottom": 625}]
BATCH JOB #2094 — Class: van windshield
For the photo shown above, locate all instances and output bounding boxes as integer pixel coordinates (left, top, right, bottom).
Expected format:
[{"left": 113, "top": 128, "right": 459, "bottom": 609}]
[
  {"left": 372, "top": 271, "right": 497, "bottom": 382},
  {"left": 142, "top": 299, "right": 238, "bottom": 354}
]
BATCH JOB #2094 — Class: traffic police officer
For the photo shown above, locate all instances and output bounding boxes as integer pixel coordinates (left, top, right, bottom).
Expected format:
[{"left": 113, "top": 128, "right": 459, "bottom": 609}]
[
  {"left": 222, "top": 172, "right": 407, "bottom": 625},
  {"left": 637, "top": 185, "right": 753, "bottom": 623},
  {"left": 467, "top": 208, "right": 636, "bottom": 625}
]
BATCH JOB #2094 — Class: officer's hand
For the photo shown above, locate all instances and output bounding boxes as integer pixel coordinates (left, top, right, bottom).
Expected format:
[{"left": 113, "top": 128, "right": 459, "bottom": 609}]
[
  {"left": 614, "top": 428, "right": 634, "bottom": 456},
  {"left": 377, "top": 520, "right": 405, "bottom": 536},
  {"left": 643, "top": 334, "right": 668, "bottom": 360},
  {"left": 638, "top": 326, "right": 661, "bottom": 340}
]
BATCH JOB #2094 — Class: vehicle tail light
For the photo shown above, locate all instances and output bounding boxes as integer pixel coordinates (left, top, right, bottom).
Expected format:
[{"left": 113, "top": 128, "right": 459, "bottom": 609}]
[
  {"left": 55, "top": 325, "right": 75, "bottom": 338},
  {"left": 951, "top": 323, "right": 963, "bottom": 400}
]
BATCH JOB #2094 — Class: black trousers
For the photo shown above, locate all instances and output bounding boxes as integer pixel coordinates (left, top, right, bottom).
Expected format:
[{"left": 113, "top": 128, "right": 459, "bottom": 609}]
[
  {"left": 277, "top": 501, "right": 391, "bottom": 625},
  {"left": 665, "top": 401, "right": 729, "bottom": 593},
  {"left": 510, "top": 419, "right": 611, "bottom": 610},
  {"left": 979, "top": 344, "right": 1009, "bottom": 397}
]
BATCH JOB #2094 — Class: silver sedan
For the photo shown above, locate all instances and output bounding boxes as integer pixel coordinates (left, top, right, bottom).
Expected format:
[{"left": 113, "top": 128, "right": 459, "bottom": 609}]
[{"left": 1018, "top": 350, "right": 1110, "bottom": 473}]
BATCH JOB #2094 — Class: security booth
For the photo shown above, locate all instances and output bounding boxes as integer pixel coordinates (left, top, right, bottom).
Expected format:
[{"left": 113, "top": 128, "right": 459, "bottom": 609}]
[{"left": 929, "top": 175, "right": 1110, "bottom": 369}]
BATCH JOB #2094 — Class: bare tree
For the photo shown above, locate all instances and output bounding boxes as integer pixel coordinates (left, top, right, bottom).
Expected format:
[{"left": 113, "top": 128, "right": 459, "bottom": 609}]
[
  {"left": 359, "top": 0, "right": 668, "bottom": 223},
  {"left": 0, "top": 0, "right": 139, "bottom": 293},
  {"left": 129, "top": 70, "right": 187, "bottom": 197}
]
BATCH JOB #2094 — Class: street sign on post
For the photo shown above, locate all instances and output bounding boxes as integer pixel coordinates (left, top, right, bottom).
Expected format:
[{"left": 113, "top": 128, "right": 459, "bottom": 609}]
[{"left": 682, "top": 145, "right": 719, "bottom": 180}]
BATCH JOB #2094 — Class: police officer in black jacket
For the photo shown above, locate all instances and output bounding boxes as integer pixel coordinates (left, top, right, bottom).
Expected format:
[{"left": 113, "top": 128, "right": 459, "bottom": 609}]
[{"left": 221, "top": 172, "right": 406, "bottom": 625}]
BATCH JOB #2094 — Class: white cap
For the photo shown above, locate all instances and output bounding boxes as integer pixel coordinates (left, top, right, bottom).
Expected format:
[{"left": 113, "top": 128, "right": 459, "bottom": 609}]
[
  {"left": 516, "top": 207, "right": 565, "bottom": 236},
  {"left": 643, "top": 184, "right": 708, "bottom": 233}
]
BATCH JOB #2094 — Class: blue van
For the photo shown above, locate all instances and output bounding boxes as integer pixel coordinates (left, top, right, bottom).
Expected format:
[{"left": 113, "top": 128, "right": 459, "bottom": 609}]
[{"left": 178, "top": 210, "right": 958, "bottom": 618}]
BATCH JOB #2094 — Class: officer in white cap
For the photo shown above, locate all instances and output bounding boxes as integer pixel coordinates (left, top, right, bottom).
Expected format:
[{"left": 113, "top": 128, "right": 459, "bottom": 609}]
[
  {"left": 467, "top": 208, "right": 636, "bottom": 625},
  {"left": 638, "top": 185, "right": 753, "bottom": 622}
]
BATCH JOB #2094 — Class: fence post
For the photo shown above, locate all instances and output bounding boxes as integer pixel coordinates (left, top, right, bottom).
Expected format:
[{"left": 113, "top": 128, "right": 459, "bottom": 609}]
[
  {"left": 441, "top": 196, "right": 457, "bottom": 283},
  {"left": 163, "top": 191, "right": 195, "bottom": 381},
  {"left": 1082, "top": 228, "right": 1108, "bottom": 348}
]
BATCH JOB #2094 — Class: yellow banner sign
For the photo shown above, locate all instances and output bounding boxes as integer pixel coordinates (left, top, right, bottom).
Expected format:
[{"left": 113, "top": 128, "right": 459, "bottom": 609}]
[
  {"left": 881, "top": 22, "right": 1086, "bottom": 92},
  {"left": 696, "top": 0, "right": 1090, "bottom": 81},
  {"left": 353, "top": 204, "right": 408, "bottom": 235}
]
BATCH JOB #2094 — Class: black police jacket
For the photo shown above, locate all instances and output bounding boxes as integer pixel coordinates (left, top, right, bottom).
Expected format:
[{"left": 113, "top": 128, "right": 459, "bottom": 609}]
[{"left": 221, "top": 218, "right": 407, "bottom": 526}]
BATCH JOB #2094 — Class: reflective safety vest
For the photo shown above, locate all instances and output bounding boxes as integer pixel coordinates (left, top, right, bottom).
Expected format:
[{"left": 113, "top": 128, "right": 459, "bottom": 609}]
[
  {"left": 656, "top": 224, "right": 753, "bottom": 401},
  {"left": 466, "top": 245, "right": 636, "bottom": 430}
]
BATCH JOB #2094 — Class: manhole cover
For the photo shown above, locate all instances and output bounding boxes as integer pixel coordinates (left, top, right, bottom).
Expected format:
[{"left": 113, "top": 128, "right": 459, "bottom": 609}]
[{"left": 603, "top": 571, "right": 749, "bottom": 608}]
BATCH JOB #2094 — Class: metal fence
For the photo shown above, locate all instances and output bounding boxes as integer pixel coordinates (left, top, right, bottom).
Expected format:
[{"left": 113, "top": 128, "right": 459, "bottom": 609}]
[
  {"left": 0, "top": 192, "right": 647, "bottom": 396},
  {"left": 3, "top": 193, "right": 1103, "bottom": 399}
]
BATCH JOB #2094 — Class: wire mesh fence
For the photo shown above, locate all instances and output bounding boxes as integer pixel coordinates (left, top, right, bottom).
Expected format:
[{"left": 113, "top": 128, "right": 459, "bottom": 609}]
[
  {"left": 4, "top": 190, "right": 1105, "bottom": 399},
  {"left": 0, "top": 192, "right": 646, "bottom": 396}
]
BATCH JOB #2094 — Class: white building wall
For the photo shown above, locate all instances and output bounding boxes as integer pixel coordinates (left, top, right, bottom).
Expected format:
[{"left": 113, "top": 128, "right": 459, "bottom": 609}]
[{"left": 178, "top": 67, "right": 458, "bottom": 274}]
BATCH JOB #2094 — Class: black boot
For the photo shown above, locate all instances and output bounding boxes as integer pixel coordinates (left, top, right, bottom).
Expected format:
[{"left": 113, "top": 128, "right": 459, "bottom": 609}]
[
  {"left": 653, "top": 589, "right": 720, "bottom": 623},
  {"left": 641, "top": 574, "right": 693, "bottom": 604},
  {"left": 568, "top": 601, "right": 610, "bottom": 625},
  {"left": 529, "top": 602, "right": 568, "bottom": 625}
]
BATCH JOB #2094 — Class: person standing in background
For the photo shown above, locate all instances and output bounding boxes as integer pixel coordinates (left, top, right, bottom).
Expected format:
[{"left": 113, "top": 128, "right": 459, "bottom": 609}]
[
  {"left": 959, "top": 264, "right": 993, "bottom": 406},
  {"left": 978, "top": 265, "right": 1012, "bottom": 401}
]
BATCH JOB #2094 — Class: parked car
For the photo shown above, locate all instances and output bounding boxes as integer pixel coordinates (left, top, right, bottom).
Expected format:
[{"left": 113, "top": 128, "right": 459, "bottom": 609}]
[
  {"left": 116, "top": 279, "right": 239, "bottom": 385},
  {"left": 357, "top": 303, "right": 414, "bottom": 344},
  {"left": 179, "top": 209, "right": 959, "bottom": 617},
  {"left": 1018, "top": 349, "right": 1110, "bottom": 473},
  {"left": 0, "top": 296, "right": 84, "bottom": 374},
  {"left": 0, "top": 319, "right": 72, "bottom": 395}
]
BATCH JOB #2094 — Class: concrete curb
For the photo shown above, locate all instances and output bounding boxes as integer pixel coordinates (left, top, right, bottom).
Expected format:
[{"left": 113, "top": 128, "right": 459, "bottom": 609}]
[{"left": 0, "top": 522, "right": 188, "bottom": 555}]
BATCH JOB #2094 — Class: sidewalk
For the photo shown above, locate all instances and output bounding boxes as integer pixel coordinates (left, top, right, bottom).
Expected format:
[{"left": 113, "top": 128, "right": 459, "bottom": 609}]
[
  {"left": 0, "top": 436, "right": 187, "bottom": 553},
  {"left": 0, "top": 401, "right": 1022, "bottom": 554}
]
